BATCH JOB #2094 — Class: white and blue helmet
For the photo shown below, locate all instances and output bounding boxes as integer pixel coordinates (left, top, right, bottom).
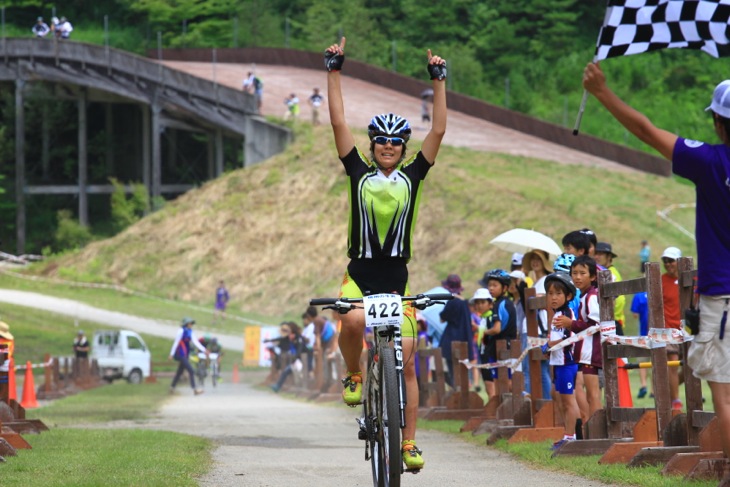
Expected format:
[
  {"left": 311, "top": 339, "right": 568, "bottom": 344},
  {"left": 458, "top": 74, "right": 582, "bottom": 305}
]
[{"left": 368, "top": 113, "right": 411, "bottom": 142}]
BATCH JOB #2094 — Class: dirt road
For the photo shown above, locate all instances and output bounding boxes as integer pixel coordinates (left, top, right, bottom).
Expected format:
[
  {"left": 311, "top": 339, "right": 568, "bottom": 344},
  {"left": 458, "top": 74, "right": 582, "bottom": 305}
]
[{"left": 163, "top": 61, "right": 637, "bottom": 175}]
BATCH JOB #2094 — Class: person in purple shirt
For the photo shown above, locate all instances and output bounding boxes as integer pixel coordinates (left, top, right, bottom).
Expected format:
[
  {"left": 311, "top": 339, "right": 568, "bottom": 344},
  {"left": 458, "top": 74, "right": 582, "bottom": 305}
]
[
  {"left": 214, "top": 280, "right": 230, "bottom": 323},
  {"left": 583, "top": 63, "right": 730, "bottom": 466}
]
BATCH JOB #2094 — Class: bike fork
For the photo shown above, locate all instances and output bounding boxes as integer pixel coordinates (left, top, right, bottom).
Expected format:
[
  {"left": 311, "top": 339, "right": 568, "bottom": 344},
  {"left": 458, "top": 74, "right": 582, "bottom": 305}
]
[{"left": 393, "top": 328, "right": 407, "bottom": 429}]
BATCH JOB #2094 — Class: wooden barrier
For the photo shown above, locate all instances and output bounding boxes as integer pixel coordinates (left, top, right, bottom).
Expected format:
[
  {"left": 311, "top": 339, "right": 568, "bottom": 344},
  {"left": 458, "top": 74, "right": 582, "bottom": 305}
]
[{"left": 417, "top": 345, "right": 446, "bottom": 409}]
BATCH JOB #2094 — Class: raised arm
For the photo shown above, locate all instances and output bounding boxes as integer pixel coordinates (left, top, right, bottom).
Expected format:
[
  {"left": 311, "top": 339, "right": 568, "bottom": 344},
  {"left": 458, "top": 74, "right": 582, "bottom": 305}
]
[
  {"left": 421, "top": 50, "right": 447, "bottom": 164},
  {"left": 326, "top": 37, "right": 355, "bottom": 158},
  {"left": 583, "top": 62, "right": 677, "bottom": 161}
]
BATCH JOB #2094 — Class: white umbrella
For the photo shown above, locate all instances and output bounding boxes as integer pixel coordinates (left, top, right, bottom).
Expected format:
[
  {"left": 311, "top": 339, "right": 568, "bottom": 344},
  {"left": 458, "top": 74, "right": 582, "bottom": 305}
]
[{"left": 489, "top": 228, "right": 562, "bottom": 260}]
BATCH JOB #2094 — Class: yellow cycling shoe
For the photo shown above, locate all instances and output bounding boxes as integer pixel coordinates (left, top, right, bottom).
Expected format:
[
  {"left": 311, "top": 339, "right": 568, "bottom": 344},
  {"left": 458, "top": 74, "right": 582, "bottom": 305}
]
[
  {"left": 342, "top": 372, "right": 362, "bottom": 407},
  {"left": 402, "top": 440, "right": 424, "bottom": 470}
]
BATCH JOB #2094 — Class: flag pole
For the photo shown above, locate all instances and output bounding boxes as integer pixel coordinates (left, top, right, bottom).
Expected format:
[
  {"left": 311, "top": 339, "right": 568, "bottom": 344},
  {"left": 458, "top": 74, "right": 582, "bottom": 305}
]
[{"left": 573, "top": 90, "right": 589, "bottom": 136}]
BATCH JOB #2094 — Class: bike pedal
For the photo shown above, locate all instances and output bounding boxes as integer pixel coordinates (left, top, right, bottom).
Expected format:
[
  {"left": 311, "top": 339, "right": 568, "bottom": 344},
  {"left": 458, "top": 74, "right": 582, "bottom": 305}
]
[{"left": 405, "top": 468, "right": 422, "bottom": 474}]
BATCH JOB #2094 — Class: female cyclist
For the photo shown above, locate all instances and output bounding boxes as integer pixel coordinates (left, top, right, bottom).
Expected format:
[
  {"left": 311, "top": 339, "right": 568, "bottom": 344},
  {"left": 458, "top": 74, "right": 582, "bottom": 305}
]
[{"left": 325, "top": 37, "right": 447, "bottom": 471}]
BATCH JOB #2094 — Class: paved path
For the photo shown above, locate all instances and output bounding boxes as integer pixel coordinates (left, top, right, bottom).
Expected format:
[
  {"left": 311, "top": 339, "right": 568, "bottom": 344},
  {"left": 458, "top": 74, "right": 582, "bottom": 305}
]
[
  {"left": 0, "top": 289, "right": 243, "bottom": 351},
  {"left": 5, "top": 289, "right": 609, "bottom": 486}
]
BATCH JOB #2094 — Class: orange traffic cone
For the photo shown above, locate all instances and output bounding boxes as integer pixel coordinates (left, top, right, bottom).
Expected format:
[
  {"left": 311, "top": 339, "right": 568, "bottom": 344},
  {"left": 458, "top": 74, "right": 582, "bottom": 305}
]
[
  {"left": 232, "top": 363, "right": 240, "bottom": 384},
  {"left": 20, "top": 361, "right": 39, "bottom": 409},
  {"left": 617, "top": 358, "right": 633, "bottom": 407},
  {"left": 8, "top": 357, "right": 17, "bottom": 401}
]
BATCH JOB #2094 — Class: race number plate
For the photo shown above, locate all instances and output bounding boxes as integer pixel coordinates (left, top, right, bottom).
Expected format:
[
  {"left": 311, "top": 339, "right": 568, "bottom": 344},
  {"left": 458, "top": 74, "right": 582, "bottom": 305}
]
[{"left": 363, "top": 294, "right": 403, "bottom": 328}]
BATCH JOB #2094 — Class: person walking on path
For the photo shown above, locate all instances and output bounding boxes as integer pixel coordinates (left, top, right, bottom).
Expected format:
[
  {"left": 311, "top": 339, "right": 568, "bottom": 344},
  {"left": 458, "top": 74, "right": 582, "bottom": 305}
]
[
  {"left": 169, "top": 317, "right": 207, "bottom": 395},
  {"left": 309, "top": 87, "right": 324, "bottom": 125},
  {"left": 283, "top": 93, "right": 300, "bottom": 121},
  {"left": 214, "top": 280, "right": 230, "bottom": 323},
  {"left": 583, "top": 63, "right": 730, "bottom": 467},
  {"left": 325, "top": 36, "right": 447, "bottom": 471}
]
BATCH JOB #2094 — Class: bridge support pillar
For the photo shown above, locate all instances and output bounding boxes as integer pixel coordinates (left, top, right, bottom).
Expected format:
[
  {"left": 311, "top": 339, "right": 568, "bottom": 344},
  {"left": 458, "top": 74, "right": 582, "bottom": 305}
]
[
  {"left": 151, "top": 104, "right": 162, "bottom": 204},
  {"left": 15, "top": 79, "right": 26, "bottom": 255},
  {"left": 141, "top": 105, "right": 151, "bottom": 213},
  {"left": 78, "top": 88, "right": 88, "bottom": 227}
]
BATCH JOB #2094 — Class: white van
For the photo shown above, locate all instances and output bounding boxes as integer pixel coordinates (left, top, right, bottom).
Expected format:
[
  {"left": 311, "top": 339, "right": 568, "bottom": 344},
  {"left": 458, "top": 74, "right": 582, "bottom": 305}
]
[{"left": 91, "top": 330, "right": 151, "bottom": 384}]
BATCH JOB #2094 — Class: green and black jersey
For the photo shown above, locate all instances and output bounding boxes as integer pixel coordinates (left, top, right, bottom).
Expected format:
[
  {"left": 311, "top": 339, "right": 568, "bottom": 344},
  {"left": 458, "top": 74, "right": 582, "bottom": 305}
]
[{"left": 341, "top": 147, "right": 431, "bottom": 261}]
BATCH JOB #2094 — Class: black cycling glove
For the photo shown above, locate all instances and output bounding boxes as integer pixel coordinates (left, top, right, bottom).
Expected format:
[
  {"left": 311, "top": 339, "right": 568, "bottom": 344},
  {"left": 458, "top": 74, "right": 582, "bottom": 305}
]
[
  {"left": 325, "top": 50, "right": 345, "bottom": 72},
  {"left": 427, "top": 62, "right": 447, "bottom": 81}
]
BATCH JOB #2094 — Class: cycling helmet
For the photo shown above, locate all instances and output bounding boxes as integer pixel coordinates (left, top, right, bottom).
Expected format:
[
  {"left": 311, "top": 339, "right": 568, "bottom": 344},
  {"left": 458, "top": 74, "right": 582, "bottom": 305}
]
[
  {"left": 553, "top": 253, "right": 576, "bottom": 273},
  {"left": 544, "top": 272, "right": 577, "bottom": 298},
  {"left": 368, "top": 113, "right": 411, "bottom": 142},
  {"left": 479, "top": 268, "right": 511, "bottom": 287}
]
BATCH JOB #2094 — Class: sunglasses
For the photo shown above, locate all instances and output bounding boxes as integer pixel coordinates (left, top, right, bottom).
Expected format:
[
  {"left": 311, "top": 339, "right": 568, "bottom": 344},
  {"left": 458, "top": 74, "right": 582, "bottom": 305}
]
[{"left": 373, "top": 136, "right": 405, "bottom": 146}]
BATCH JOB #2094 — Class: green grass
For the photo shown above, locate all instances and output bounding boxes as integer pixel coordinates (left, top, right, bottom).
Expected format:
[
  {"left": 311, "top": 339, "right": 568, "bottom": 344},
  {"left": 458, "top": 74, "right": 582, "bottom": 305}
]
[
  {"left": 27, "top": 381, "right": 170, "bottom": 427},
  {"left": 5, "top": 428, "right": 210, "bottom": 487}
]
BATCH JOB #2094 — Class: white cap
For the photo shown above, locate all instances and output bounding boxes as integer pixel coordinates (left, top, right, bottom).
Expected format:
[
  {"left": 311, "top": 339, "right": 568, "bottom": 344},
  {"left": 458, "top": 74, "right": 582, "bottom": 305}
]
[
  {"left": 706, "top": 80, "right": 730, "bottom": 119},
  {"left": 511, "top": 252, "right": 523, "bottom": 266},
  {"left": 470, "top": 288, "right": 493, "bottom": 302},
  {"left": 509, "top": 270, "right": 526, "bottom": 280},
  {"left": 661, "top": 246, "right": 682, "bottom": 260}
]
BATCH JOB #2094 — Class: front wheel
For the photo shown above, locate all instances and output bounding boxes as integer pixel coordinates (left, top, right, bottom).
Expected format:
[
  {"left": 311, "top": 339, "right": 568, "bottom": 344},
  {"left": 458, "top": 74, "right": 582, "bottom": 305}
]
[
  {"left": 367, "top": 347, "right": 401, "bottom": 487},
  {"left": 212, "top": 362, "right": 219, "bottom": 387}
]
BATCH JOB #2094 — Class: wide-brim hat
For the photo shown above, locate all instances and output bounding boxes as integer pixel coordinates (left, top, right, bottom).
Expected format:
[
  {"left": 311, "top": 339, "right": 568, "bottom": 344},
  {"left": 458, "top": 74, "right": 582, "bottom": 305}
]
[
  {"left": 469, "top": 288, "right": 493, "bottom": 303},
  {"left": 441, "top": 274, "right": 464, "bottom": 294},
  {"left": 595, "top": 242, "right": 618, "bottom": 258},
  {"left": 181, "top": 317, "right": 196, "bottom": 326},
  {"left": 522, "top": 249, "right": 551, "bottom": 275},
  {"left": 0, "top": 321, "right": 13, "bottom": 340}
]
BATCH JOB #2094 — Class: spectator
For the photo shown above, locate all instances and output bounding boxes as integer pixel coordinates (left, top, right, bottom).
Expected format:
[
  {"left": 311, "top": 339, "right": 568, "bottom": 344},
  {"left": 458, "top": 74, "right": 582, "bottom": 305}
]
[
  {"left": 631, "top": 291, "right": 651, "bottom": 398},
  {"left": 214, "top": 280, "right": 230, "bottom": 323},
  {"left": 264, "top": 322, "right": 294, "bottom": 372},
  {"left": 438, "top": 274, "right": 474, "bottom": 387},
  {"left": 545, "top": 272, "right": 581, "bottom": 450},
  {"left": 57, "top": 16, "right": 73, "bottom": 39},
  {"left": 639, "top": 240, "right": 651, "bottom": 274},
  {"left": 270, "top": 323, "right": 308, "bottom": 392},
  {"left": 420, "top": 88, "right": 433, "bottom": 123},
  {"left": 32, "top": 17, "right": 50, "bottom": 38},
  {"left": 511, "top": 252, "right": 533, "bottom": 287},
  {"left": 50, "top": 17, "right": 60, "bottom": 38},
  {"left": 73, "top": 330, "right": 90, "bottom": 359},
  {"left": 421, "top": 278, "right": 451, "bottom": 348},
  {"left": 554, "top": 255, "right": 603, "bottom": 423},
  {"left": 595, "top": 242, "right": 626, "bottom": 335},
  {"left": 301, "top": 306, "right": 317, "bottom": 370},
  {"left": 661, "top": 246, "right": 684, "bottom": 410},
  {"left": 522, "top": 250, "right": 552, "bottom": 400},
  {"left": 479, "top": 269, "right": 517, "bottom": 395},
  {"left": 309, "top": 87, "right": 324, "bottom": 125},
  {"left": 580, "top": 228, "right": 598, "bottom": 257},
  {"left": 561, "top": 230, "right": 591, "bottom": 257},
  {"left": 168, "top": 317, "right": 207, "bottom": 395},
  {"left": 283, "top": 93, "right": 300, "bottom": 121},
  {"left": 585, "top": 65, "right": 730, "bottom": 460},
  {"left": 510, "top": 270, "right": 534, "bottom": 397},
  {"left": 0, "top": 322, "right": 15, "bottom": 399},
  {"left": 242, "top": 72, "right": 263, "bottom": 113},
  {"left": 471, "top": 288, "right": 495, "bottom": 399}
]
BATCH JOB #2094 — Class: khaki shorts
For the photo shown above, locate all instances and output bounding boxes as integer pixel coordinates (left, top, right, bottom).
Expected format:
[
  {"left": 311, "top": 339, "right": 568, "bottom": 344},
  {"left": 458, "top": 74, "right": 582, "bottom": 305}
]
[{"left": 687, "top": 295, "right": 730, "bottom": 383}]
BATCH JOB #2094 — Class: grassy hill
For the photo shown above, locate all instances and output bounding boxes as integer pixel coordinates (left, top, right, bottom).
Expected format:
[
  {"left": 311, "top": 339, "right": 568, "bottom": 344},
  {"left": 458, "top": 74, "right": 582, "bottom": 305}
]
[{"left": 31, "top": 122, "right": 697, "bottom": 319}]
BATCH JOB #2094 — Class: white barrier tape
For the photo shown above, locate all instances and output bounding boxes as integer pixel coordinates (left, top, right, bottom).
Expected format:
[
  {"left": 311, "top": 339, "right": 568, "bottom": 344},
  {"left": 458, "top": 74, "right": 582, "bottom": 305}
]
[
  {"left": 527, "top": 336, "right": 548, "bottom": 348},
  {"left": 604, "top": 327, "right": 693, "bottom": 349},
  {"left": 548, "top": 325, "right": 601, "bottom": 352},
  {"left": 460, "top": 358, "right": 519, "bottom": 370},
  {"left": 13, "top": 360, "right": 53, "bottom": 370},
  {"left": 0, "top": 268, "right": 277, "bottom": 327}
]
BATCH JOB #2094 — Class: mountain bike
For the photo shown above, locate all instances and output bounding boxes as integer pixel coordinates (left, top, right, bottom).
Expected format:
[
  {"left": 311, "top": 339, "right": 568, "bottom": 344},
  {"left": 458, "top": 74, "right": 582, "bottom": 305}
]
[
  {"left": 194, "top": 352, "right": 207, "bottom": 387},
  {"left": 310, "top": 292, "right": 453, "bottom": 487},
  {"left": 208, "top": 352, "right": 220, "bottom": 387}
]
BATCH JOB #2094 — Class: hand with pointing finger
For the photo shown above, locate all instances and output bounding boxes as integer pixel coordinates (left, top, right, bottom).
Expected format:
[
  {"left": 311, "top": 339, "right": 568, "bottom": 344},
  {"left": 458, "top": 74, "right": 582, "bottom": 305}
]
[
  {"left": 325, "top": 37, "right": 346, "bottom": 72},
  {"left": 427, "top": 49, "right": 447, "bottom": 81}
]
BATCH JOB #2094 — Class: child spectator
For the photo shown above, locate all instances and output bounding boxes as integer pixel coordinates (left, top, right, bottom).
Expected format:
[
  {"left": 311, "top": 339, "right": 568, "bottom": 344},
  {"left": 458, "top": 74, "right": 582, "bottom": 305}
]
[
  {"left": 544, "top": 272, "right": 580, "bottom": 450},
  {"left": 478, "top": 269, "right": 517, "bottom": 395},
  {"left": 661, "top": 246, "right": 684, "bottom": 410},
  {"left": 470, "top": 288, "right": 494, "bottom": 399},
  {"left": 595, "top": 242, "right": 626, "bottom": 335},
  {"left": 283, "top": 93, "right": 300, "bottom": 121},
  {"left": 639, "top": 240, "right": 651, "bottom": 274},
  {"left": 554, "top": 255, "right": 602, "bottom": 423},
  {"left": 561, "top": 230, "right": 591, "bottom": 257},
  {"left": 631, "top": 291, "right": 650, "bottom": 398}
]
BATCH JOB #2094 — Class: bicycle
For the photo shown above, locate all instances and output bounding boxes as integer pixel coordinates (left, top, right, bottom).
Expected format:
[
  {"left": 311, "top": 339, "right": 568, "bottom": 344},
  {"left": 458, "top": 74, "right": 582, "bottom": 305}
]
[
  {"left": 310, "top": 292, "right": 453, "bottom": 487},
  {"left": 208, "top": 352, "right": 220, "bottom": 387},
  {"left": 193, "top": 352, "right": 207, "bottom": 387}
]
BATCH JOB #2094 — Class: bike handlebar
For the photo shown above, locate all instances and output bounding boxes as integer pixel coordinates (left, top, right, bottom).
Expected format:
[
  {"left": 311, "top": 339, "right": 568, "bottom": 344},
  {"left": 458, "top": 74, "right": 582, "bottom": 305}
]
[{"left": 309, "top": 292, "right": 454, "bottom": 313}]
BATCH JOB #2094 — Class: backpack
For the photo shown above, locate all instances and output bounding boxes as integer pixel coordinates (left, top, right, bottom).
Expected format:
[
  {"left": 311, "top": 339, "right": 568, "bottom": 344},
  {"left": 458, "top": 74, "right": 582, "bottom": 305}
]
[{"left": 253, "top": 77, "right": 263, "bottom": 90}]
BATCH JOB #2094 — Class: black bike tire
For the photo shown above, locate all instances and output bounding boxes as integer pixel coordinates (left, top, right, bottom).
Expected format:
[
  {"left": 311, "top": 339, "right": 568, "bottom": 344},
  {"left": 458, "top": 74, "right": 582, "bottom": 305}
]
[
  {"left": 365, "top": 348, "right": 381, "bottom": 487},
  {"left": 212, "top": 362, "right": 218, "bottom": 387},
  {"left": 379, "top": 348, "right": 401, "bottom": 487}
]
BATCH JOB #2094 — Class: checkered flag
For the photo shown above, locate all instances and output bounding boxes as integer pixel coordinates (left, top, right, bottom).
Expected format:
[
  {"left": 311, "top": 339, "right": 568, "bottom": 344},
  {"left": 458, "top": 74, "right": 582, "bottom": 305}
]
[{"left": 595, "top": 0, "right": 730, "bottom": 60}]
